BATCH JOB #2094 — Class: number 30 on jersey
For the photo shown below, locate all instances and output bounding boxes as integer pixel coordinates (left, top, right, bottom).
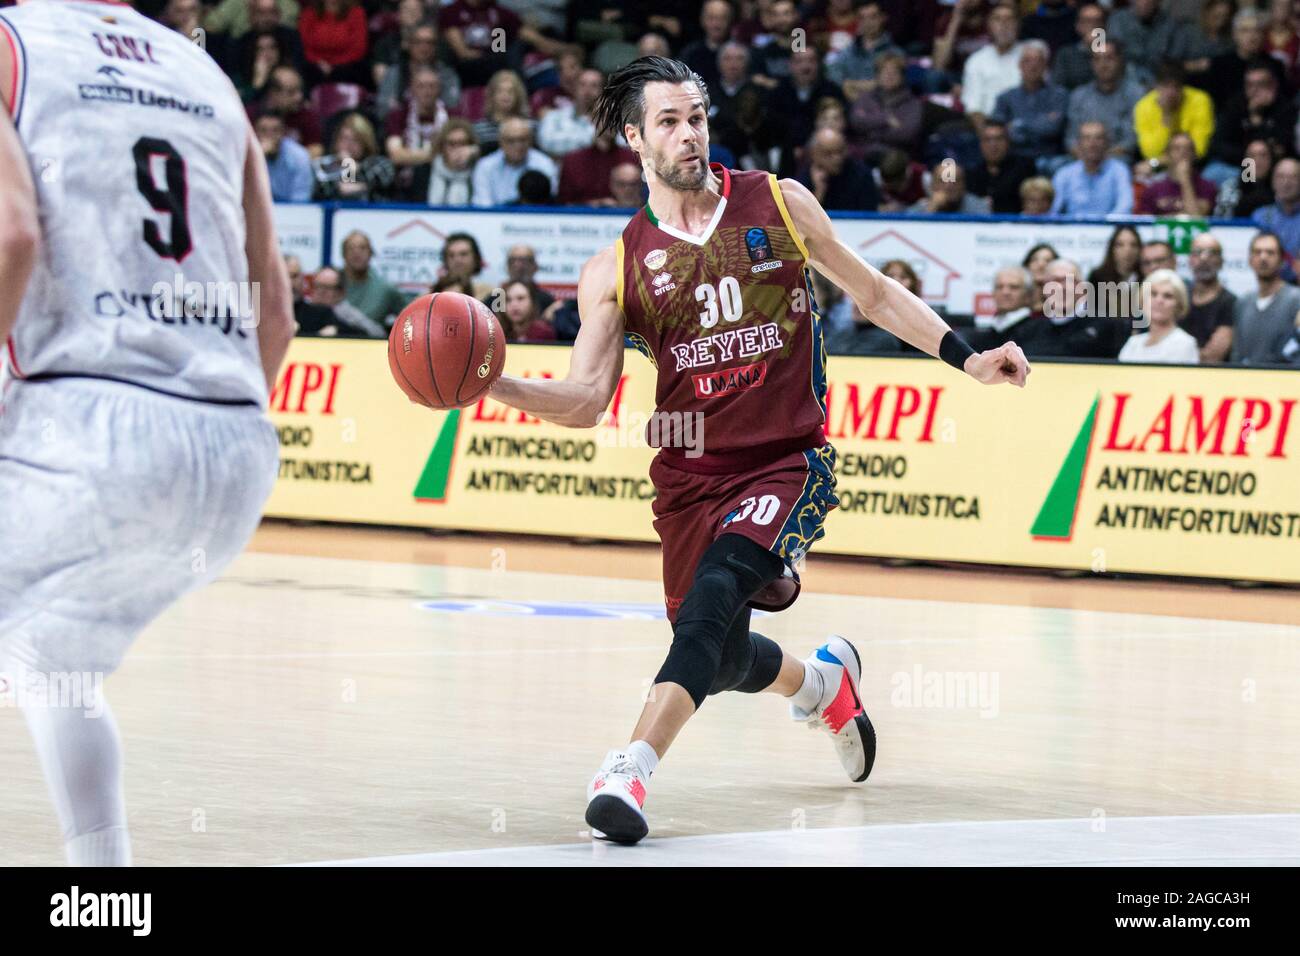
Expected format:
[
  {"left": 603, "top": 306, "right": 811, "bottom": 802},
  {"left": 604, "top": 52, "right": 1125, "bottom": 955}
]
[
  {"left": 695, "top": 277, "right": 743, "bottom": 329},
  {"left": 723, "top": 494, "right": 781, "bottom": 528}
]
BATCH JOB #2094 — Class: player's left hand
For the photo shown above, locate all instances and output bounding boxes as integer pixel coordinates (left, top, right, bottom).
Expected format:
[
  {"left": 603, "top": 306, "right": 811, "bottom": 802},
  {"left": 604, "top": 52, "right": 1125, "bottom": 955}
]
[{"left": 963, "top": 341, "right": 1030, "bottom": 387}]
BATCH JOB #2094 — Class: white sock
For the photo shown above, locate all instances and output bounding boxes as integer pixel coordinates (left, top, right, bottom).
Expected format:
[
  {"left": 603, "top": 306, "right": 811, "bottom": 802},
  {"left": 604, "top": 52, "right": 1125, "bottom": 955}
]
[
  {"left": 67, "top": 827, "right": 132, "bottom": 867},
  {"left": 627, "top": 740, "right": 659, "bottom": 781},
  {"left": 21, "top": 692, "right": 132, "bottom": 866},
  {"left": 788, "top": 661, "right": 825, "bottom": 714}
]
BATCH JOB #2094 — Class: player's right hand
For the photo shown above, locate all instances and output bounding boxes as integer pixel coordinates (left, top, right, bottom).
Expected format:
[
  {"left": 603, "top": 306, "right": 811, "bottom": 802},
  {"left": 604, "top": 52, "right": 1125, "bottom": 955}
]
[{"left": 964, "top": 341, "right": 1030, "bottom": 388}]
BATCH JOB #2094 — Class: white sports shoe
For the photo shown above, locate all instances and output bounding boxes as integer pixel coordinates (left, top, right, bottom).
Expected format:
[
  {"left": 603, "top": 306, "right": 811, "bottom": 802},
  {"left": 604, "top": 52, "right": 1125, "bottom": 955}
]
[
  {"left": 791, "top": 636, "right": 877, "bottom": 782},
  {"left": 585, "top": 750, "right": 650, "bottom": 845}
]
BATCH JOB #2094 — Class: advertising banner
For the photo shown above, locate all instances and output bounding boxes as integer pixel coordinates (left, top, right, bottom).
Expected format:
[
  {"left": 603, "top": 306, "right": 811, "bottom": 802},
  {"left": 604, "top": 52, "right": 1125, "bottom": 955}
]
[
  {"left": 302, "top": 206, "right": 1263, "bottom": 315},
  {"left": 265, "top": 341, "right": 1300, "bottom": 584},
  {"left": 272, "top": 203, "right": 327, "bottom": 272},
  {"left": 328, "top": 206, "right": 630, "bottom": 299}
]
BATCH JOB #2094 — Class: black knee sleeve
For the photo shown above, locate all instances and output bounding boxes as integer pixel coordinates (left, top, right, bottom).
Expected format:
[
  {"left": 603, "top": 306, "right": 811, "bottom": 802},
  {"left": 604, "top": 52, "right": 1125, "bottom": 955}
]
[
  {"left": 709, "top": 619, "right": 784, "bottom": 696},
  {"left": 732, "top": 632, "right": 784, "bottom": 693},
  {"left": 656, "top": 535, "right": 784, "bottom": 708},
  {"left": 708, "top": 609, "right": 755, "bottom": 696}
]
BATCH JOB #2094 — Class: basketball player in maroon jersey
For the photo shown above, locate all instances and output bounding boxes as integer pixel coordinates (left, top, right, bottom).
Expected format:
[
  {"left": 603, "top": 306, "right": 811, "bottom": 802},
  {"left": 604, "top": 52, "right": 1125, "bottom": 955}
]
[{"left": 489, "top": 58, "right": 1030, "bottom": 844}]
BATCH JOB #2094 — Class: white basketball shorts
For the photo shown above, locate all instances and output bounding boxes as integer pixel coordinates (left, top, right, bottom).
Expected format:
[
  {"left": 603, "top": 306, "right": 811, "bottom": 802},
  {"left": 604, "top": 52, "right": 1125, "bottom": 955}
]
[{"left": 0, "top": 377, "right": 278, "bottom": 674}]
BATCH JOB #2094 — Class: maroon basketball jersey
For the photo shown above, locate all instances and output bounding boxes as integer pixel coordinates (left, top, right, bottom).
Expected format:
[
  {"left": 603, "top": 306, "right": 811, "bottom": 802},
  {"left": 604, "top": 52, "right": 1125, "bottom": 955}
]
[{"left": 617, "top": 166, "right": 828, "bottom": 473}]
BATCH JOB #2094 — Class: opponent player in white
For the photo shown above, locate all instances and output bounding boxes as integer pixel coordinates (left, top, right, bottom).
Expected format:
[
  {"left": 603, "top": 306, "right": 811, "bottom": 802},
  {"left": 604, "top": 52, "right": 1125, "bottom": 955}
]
[{"left": 0, "top": 0, "right": 293, "bottom": 865}]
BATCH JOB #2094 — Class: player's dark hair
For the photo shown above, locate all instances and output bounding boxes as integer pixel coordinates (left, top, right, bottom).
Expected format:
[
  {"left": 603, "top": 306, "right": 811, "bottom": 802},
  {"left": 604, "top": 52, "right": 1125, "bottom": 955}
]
[{"left": 592, "top": 56, "right": 711, "bottom": 140}]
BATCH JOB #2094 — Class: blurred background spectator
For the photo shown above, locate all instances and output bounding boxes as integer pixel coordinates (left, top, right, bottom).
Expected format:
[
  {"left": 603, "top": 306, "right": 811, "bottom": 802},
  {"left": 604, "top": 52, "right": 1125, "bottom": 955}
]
[
  {"left": 439, "top": 233, "right": 494, "bottom": 300},
  {"left": 1135, "top": 132, "right": 1216, "bottom": 215},
  {"left": 558, "top": 129, "right": 638, "bottom": 205},
  {"left": 474, "top": 69, "right": 533, "bottom": 154},
  {"left": 972, "top": 265, "right": 1036, "bottom": 349},
  {"left": 340, "top": 230, "right": 408, "bottom": 329},
  {"left": 1233, "top": 231, "right": 1300, "bottom": 364},
  {"left": 990, "top": 40, "right": 1068, "bottom": 170},
  {"left": 910, "top": 161, "right": 989, "bottom": 214},
  {"left": 496, "top": 279, "right": 560, "bottom": 343},
  {"left": 1118, "top": 269, "right": 1200, "bottom": 364},
  {"left": 1134, "top": 60, "right": 1213, "bottom": 165},
  {"left": 258, "top": 111, "right": 314, "bottom": 202},
  {"left": 286, "top": 254, "right": 338, "bottom": 337},
  {"left": 849, "top": 50, "right": 920, "bottom": 163},
  {"left": 299, "top": 0, "right": 370, "bottom": 88},
  {"left": 537, "top": 68, "right": 603, "bottom": 157},
  {"left": 1049, "top": 121, "right": 1132, "bottom": 215},
  {"left": 384, "top": 65, "right": 449, "bottom": 201},
  {"left": 1023, "top": 242, "right": 1061, "bottom": 312},
  {"left": 312, "top": 112, "right": 396, "bottom": 201},
  {"left": 425, "top": 120, "right": 480, "bottom": 206},
  {"left": 1019, "top": 176, "right": 1055, "bottom": 214},
  {"left": 968, "top": 120, "right": 1036, "bottom": 213},
  {"left": 797, "top": 128, "right": 880, "bottom": 212},
  {"left": 307, "top": 266, "right": 387, "bottom": 338},
  {"left": 1185, "top": 232, "right": 1236, "bottom": 363},
  {"left": 1065, "top": 39, "right": 1143, "bottom": 159},
  {"left": 472, "top": 117, "right": 558, "bottom": 206}
]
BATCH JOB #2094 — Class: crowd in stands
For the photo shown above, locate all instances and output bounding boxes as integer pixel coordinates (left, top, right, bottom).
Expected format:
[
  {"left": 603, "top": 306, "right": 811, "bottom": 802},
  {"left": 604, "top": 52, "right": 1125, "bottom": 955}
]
[{"left": 89, "top": 0, "right": 1300, "bottom": 365}]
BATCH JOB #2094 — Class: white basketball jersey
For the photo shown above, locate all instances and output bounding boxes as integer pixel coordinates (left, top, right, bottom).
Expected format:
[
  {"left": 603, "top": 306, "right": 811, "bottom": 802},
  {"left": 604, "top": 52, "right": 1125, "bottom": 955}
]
[{"left": 1, "top": 0, "right": 266, "bottom": 405}]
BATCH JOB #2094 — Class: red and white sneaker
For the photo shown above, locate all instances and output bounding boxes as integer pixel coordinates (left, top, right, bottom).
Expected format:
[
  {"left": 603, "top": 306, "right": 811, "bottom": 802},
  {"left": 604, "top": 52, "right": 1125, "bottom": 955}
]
[
  {"left": 791, "top": 636, "right": 877, "bottom": 782},
  {"left": 585, "top": 750, "right": 650, "bottom": 845}
]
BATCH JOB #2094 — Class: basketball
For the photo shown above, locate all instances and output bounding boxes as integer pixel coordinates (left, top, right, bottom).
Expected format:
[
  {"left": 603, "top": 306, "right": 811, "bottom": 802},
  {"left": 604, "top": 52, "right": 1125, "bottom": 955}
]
[{"left": 387, "top": 292, "right": 507, "bottom": 409}]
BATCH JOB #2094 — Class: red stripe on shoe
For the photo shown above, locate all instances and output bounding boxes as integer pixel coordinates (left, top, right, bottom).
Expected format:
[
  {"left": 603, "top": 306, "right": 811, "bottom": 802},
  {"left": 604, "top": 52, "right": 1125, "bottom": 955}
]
[{"left": 820, "top": 671, "right": 863, "bottom": 734}]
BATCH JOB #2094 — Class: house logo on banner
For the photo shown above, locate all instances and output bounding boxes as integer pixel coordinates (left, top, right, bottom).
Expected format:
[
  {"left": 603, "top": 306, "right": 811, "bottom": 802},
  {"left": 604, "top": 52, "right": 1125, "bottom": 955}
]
[
  {"left": 856, "top": 229, "right": 961, "bottom": 303},
  {"left": 381, "top": 218, "right": 451, "bottom": 293},
  {"left": 330, "top": 213, "right": 456, "bottom": 294}
]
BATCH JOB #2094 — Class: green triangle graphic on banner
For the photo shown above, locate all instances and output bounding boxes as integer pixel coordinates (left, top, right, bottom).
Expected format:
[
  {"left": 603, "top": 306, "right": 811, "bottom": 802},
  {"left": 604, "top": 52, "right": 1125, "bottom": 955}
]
[
  {"left": 1030, "top": 395, "right": 1099, "bottom": 540},
  {"left": 413, "top": 408, "right": 461, "bottom": 501}
]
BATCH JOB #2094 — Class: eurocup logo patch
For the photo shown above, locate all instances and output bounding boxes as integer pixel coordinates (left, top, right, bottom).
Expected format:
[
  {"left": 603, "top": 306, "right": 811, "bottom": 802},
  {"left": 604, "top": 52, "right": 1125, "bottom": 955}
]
[
  {"left": 745, "top": 227, "right": 772, "bottom": 262},
  {"left": 644, "top": 248, "right": 667, "bottom": 270}
]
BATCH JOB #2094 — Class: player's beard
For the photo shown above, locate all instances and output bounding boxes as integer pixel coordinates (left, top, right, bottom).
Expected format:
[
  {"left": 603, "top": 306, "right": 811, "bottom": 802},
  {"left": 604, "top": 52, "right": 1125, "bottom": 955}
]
[{"left": 647, "top": 143, "right": 709, "bottom": 192}]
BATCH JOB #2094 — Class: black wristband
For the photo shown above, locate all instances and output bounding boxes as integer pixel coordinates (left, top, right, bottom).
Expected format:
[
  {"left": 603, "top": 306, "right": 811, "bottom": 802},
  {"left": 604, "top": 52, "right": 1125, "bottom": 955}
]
[{"left": 939, "top": 330, "right": 975, "bottom": 371}]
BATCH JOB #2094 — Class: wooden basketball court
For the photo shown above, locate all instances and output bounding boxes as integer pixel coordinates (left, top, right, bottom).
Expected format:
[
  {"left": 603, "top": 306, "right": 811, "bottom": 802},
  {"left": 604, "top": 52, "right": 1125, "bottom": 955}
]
[{"left": 2, "top": 521, "right": 1296, "bottom": 866}]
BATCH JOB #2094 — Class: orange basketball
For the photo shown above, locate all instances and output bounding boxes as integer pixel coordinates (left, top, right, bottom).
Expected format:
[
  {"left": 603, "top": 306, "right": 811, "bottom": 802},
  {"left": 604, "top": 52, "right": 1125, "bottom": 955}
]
[{"left": 388, "top": 292, "right": 506, "bottom": 410}]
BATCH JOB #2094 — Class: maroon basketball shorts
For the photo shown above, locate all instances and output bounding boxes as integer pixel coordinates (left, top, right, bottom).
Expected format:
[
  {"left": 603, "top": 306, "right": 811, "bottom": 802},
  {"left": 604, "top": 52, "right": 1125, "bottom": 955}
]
[{"left": 649, "top": 444, "right": 839, "bottom": 623}]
